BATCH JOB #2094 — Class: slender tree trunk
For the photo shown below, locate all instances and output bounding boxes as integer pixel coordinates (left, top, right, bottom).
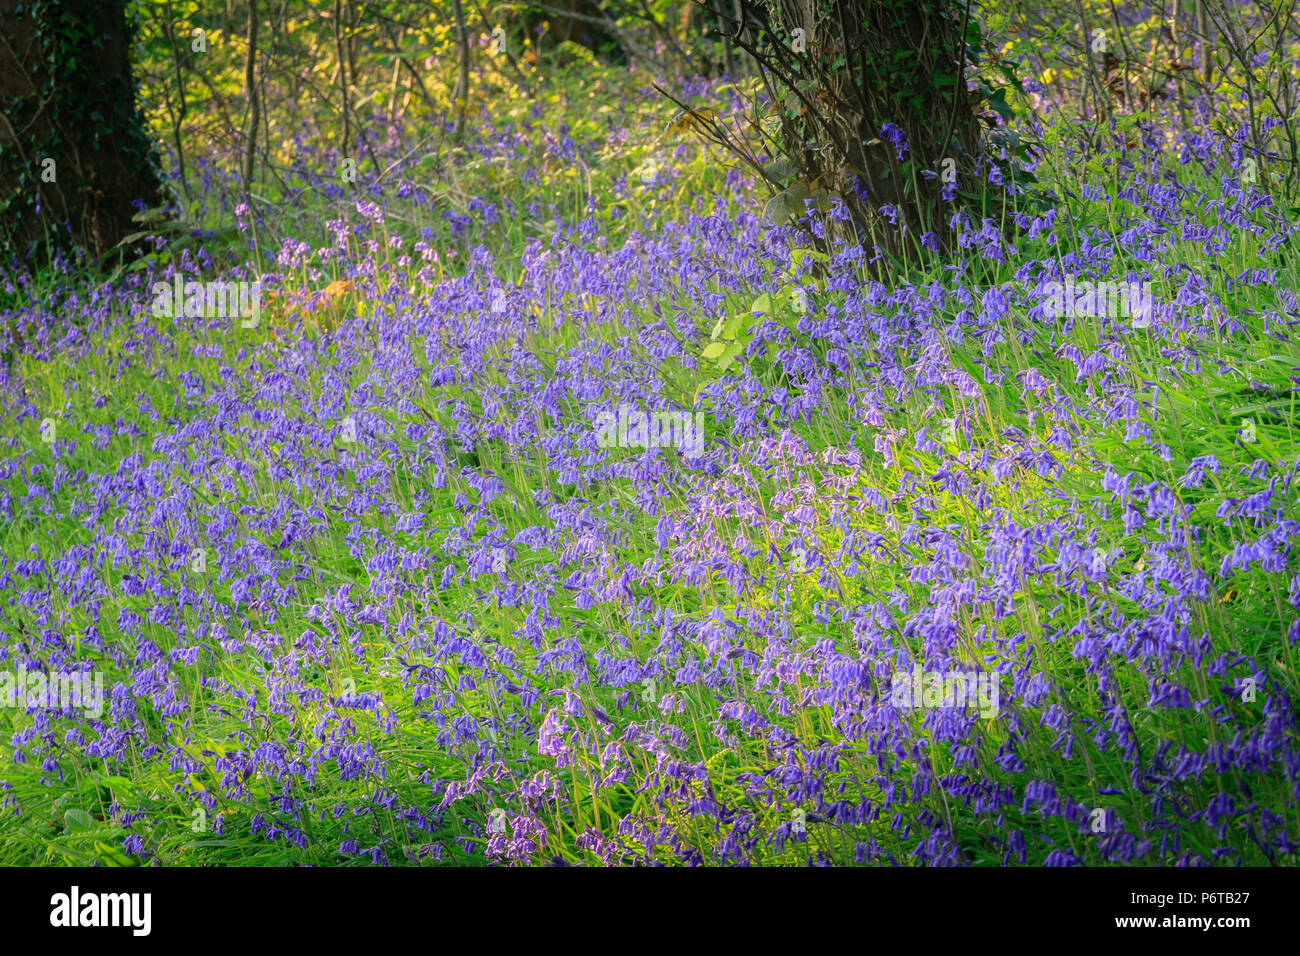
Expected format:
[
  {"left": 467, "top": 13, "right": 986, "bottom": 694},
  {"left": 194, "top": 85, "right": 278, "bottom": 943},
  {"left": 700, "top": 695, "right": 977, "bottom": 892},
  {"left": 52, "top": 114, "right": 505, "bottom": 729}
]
[
  {"left": 1170, "top": 0, "right": 1190, "bottom": 129},
  {"left": 732, "top": 0, "right": 748, "bottom": 77},
  {"left": 163, "top": 1, "right": 190, "bottom": 197},
  {"left": 243, "top": 0, "right": 260, "bottom": 192},
  {"left": 716, "top": 0, "right": 735, "bottom": 77},
  {"left": 452, "top": 0, "right": 470, "bottom": 137},
  {"left": 1196, "top": 0, "right": 1213, "bottom": 85},
  {"left": 334, "top": 0, "right": 351, "bottom": 162}
]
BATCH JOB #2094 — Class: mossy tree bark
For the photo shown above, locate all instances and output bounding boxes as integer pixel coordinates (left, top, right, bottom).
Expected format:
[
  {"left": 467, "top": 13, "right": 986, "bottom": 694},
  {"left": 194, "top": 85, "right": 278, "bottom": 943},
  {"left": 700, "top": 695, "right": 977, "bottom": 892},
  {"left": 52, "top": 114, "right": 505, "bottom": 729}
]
[
  {"left": 0, "top": 0, "right": 163, "bottom": 269},
  {"left": 733, "top": 0, "right": 997, "bottom": 258}
]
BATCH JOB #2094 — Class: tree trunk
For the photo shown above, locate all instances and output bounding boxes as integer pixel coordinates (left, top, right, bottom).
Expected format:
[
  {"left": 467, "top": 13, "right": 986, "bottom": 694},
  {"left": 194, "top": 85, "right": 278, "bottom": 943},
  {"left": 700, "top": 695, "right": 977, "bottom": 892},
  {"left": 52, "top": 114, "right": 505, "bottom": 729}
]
[
  {"left": 243, "top": 0, "right": 260, "bottom": 192},
  {"left": 452, "top": 0, "right": 470, "bottom": 137},
  {"left": 736, "top": 0, "right": 997, "bottom": 259},
  {"left": 0, "top": 0, "right": 163, "bottom": 267},
  {"left": 524, "top": 0, "right": 627, "bottom": 64}
]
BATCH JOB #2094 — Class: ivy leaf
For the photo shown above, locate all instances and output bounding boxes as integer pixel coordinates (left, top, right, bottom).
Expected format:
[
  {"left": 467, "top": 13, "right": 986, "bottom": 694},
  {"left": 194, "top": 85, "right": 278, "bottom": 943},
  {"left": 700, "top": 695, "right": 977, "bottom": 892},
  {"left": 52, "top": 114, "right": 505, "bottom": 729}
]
[
  {"left": 762, "top": 182, "right": 832, "bottom": 225},
  {"left": 761, "top": 157, "right": 800, "bottom": 184},
  {"left": 980, "top": 85, "right": 1015, "bottom": 123}
]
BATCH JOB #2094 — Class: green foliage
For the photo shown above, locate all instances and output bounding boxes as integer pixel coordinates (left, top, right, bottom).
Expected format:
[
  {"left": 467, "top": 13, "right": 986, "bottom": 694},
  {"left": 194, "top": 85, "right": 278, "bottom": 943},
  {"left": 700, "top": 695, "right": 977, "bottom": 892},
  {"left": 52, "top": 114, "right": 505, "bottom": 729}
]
[
  {"left": 1, "top": 0, "right": 1298, "bottom": 868},
  {"left": 701, "top": 246, "right": 827, "bottom": 373}
]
